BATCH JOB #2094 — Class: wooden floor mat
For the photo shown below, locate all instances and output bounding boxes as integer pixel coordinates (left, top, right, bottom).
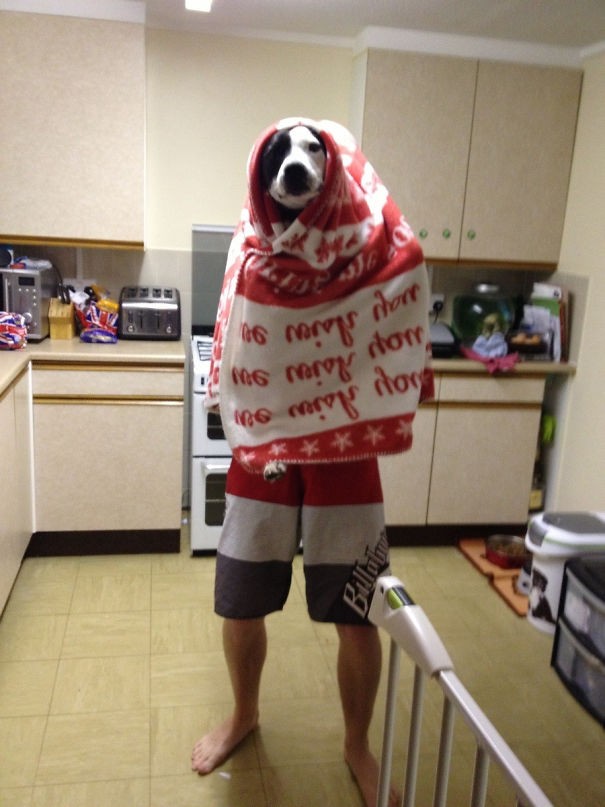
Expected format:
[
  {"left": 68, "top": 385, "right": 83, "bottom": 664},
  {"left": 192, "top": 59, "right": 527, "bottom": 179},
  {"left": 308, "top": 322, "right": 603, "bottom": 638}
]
[{"left": 458, "top": 538, "right": 528, "bottom": 616}]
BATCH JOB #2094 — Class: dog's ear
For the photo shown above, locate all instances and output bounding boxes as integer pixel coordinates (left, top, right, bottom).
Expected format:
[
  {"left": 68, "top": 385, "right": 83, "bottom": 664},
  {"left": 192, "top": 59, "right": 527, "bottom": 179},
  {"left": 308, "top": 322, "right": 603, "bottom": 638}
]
[
  {"left": 260, "top": 130, "right": 290, "bottom": 191},
  {"left": 306, "top": 126, "right": 327, "bottom": 157}
]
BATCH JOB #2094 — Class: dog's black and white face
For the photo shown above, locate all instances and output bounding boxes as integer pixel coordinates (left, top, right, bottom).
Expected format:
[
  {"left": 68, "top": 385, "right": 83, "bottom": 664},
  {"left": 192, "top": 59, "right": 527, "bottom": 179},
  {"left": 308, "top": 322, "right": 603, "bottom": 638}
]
[{"left": 261, "top": 125, "right": 327, "bottom": 213}]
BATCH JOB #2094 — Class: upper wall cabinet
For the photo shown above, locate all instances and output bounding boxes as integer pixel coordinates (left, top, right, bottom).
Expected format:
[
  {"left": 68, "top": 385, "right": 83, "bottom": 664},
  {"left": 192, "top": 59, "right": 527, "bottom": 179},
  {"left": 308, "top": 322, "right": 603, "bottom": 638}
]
[
  {"left": 352, "top": 50, "right": 582, "bottom": 265},
  {"left": 0, "top": 12, "right": 145, "bottom": 248},
  {"left": 460, "top": 61, "right": 581, "bottom": 263},
  {"left": 353, "top": 50, "right": 477, "bottom": 261}
]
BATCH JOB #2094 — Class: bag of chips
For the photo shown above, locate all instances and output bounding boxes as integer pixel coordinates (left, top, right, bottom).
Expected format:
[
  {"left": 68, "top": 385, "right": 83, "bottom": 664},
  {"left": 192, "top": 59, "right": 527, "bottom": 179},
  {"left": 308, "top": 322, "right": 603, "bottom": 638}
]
[
  {"left": 75, "top": 301, "right": 118, "bottom": 343},
  {"left": 0, "top": 311, "right": 27, "bottom": 349}
]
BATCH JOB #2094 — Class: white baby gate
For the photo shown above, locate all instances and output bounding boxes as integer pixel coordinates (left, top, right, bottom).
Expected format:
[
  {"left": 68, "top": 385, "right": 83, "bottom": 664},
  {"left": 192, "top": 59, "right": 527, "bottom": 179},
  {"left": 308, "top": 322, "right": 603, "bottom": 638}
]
[{"left": 369, "top": 576, "right": 553, "bottom": 807}]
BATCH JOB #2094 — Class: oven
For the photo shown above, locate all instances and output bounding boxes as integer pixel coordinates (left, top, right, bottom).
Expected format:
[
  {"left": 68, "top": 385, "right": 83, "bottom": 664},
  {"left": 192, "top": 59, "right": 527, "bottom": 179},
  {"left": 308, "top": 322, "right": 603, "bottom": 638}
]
[
  {"left": 190, "top": 340, "right": 231, "bottom": 458},
  {"left": 189, "top": 226, "right": 234, "bottom": 553},
  {"left": 190, "top": 333, "right": 232, "bottom": 553},
  {"left": 190, "top": 455, "right": 231, "bottom": 553}
]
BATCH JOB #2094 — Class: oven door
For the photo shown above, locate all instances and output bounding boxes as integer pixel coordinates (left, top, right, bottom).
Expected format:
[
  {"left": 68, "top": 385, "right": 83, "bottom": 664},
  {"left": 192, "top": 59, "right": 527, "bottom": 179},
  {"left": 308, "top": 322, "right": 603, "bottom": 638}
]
[
  {"left": 190, "top": 456, "right": 231, "bottom": 553},
  {"left": 191, "top": 392, "right": 231, "bottom": 457}
]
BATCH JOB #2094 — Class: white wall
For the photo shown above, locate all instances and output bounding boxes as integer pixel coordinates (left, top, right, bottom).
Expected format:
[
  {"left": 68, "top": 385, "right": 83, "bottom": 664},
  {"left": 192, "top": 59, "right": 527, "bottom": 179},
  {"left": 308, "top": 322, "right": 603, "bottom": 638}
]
[
  {"left": 145, "top": 29, "right": 352, "bottom": 250},
  {"left": 552, "top": 51, "right": 605, "bottom": 508}
]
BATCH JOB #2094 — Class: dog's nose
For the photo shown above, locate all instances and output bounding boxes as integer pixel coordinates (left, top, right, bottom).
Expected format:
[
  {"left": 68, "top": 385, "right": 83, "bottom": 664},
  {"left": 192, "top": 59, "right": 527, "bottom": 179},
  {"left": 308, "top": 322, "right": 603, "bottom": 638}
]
[{"left": 283, "top": 162, "right": 310, "bottom": 195}]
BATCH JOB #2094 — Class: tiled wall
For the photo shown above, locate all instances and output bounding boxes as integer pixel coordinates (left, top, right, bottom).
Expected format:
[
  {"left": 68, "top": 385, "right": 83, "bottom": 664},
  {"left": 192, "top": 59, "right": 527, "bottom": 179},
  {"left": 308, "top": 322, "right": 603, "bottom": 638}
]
[
  {"left": 17, "top": 242, "right": 562, "bottom": 339},
  {"left": 428, "top": 263, "right": 556, "bottom": 325},
  {"left": 15, "top": 245, "right": 194, "bottom": 337}
]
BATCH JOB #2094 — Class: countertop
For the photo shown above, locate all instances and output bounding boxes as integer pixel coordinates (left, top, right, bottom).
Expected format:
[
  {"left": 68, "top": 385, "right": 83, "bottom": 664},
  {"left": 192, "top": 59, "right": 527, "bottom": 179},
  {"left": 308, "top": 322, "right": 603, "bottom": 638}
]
[
  {"left": 431, "top": 358, "right": 575, "bottom": 375},
  {"left": 1, "top": 337, "right": 574, "bottom": 397},
  {"left": 0, "top": 337, "right": 186, "bottom": 394}
]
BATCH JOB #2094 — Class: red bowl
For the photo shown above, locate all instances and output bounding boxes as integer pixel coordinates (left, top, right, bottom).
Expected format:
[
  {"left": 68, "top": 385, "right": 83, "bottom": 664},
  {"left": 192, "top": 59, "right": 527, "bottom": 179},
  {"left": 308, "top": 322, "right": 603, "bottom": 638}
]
[{"left": 485, "top": 534, "right": 531, "bottom": 569}]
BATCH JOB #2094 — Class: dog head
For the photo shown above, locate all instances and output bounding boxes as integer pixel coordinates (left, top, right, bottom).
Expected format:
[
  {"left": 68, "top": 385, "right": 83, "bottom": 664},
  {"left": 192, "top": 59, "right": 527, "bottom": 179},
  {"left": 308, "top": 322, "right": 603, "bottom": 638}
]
[{"left": 260, "top": 125, "right": 327, "bottom": 216}]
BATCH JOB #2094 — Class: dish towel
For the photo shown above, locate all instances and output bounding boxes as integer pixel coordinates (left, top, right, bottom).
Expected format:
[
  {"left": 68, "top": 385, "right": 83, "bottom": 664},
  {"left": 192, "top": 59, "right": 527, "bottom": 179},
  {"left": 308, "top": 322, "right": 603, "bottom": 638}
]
[
  {"left": 460, "top": 346, "right": 520, "bottom": 374},
  {"left": 205, "top": 118, "right": 434, "bottom": 474}
]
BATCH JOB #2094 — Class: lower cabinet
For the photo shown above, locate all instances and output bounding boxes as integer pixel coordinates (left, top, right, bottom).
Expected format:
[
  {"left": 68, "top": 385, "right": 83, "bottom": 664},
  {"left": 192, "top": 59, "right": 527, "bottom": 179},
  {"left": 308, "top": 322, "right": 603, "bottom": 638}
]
[
  {"left": 0, "top": 367, "right": 33, "bottom": 610},
  {"left": 378, "top": 406, "right": 437, "bottom": 525},
  {"left": 32, "top": 362, "right": 184, "bottom": 540},
  {"left": 428, "top": 401, "right": 541, "bottom": 525},
  {"left": 379, "top": 373, "right": 545, "bottom": 528}
]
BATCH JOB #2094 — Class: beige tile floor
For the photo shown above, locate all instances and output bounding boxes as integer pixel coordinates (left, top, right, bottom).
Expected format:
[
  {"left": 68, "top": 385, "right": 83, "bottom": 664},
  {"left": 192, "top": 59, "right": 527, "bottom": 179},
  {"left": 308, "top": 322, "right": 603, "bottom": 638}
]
[{"left": 0, "top": 522, "right": 603, "bottom": 807}]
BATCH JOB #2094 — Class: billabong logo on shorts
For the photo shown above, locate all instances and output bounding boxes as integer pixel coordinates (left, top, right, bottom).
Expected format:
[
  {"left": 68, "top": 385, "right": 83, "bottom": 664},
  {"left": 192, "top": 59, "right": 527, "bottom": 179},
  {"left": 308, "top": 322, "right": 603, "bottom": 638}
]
[{"left": 343, "top": 530, "right": 389, "bottom": 618}]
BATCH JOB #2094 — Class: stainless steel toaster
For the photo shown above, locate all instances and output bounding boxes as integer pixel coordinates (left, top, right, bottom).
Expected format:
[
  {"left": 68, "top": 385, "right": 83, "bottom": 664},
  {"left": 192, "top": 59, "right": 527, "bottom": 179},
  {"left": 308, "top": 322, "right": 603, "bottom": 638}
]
[{"left": 118, "top": 286, "right": 181, "bottom": 340}]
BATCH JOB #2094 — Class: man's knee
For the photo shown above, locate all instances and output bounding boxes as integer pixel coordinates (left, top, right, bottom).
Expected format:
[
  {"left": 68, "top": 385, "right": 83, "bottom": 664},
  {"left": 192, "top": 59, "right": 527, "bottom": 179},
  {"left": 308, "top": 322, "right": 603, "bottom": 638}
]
[{"left": 336, "top": 622, "right": 379, "bottom": 648}]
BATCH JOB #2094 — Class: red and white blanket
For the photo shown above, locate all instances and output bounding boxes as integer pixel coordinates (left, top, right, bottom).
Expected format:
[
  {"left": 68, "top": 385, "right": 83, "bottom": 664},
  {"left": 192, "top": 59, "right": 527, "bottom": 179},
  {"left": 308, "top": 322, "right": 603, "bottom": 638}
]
[{"left": 205, "top": 118, "right": 434, "bottom": 474}]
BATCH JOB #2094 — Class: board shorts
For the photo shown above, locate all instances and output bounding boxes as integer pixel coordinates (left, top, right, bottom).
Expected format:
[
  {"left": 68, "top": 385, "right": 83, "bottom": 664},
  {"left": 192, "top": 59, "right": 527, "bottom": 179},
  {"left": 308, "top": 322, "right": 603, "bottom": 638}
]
[{"left": 214, "top": 457, "right": 390, "bottom": 624}]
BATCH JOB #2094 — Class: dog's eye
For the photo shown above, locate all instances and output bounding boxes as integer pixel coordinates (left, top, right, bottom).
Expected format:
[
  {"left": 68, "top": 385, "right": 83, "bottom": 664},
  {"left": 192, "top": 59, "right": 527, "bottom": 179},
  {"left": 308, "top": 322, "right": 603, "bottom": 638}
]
[{"left": 308, "top": 142, "right": 322, "bottom": 153}]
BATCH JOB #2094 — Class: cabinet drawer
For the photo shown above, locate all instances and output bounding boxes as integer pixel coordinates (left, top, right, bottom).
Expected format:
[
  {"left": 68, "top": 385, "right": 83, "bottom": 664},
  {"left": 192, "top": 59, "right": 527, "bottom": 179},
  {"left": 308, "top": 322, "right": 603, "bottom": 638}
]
[
  {"left": 32, "top": 363, "right": 184, "bottom": 399},
  {"left": 438, "top": 374, "right": 545, "bottom": 404}
]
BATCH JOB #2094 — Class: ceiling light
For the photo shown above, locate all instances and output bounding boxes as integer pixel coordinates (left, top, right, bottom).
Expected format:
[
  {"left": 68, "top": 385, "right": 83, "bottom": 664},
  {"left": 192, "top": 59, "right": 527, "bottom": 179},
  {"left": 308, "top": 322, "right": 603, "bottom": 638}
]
[{"left": 185, "top": 0, "right": 212, "bottom": 11}]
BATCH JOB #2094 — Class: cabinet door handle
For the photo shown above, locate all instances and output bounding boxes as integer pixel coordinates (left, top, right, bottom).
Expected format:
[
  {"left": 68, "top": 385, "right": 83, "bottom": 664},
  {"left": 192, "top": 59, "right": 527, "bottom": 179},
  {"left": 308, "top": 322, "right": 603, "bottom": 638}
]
[
  {"left": 418, "top": 228, "right": 428, "bottom": 239},
  {"left": 466, "top": 229, "right": 476, "bottom": 240},
  {"left": 442, "top": 228, "right": 451, "bottom": 239}
]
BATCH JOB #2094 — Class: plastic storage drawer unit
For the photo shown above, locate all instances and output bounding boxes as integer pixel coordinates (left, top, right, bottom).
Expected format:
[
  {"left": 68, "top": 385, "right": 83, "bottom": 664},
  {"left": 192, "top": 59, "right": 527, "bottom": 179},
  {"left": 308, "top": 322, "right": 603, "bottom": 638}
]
[
  {"left": 552, "top": 619, "right": 605, "bottom": 726},
  {"left": 561, "top": 555, "right": 605, "bottom": 660}
]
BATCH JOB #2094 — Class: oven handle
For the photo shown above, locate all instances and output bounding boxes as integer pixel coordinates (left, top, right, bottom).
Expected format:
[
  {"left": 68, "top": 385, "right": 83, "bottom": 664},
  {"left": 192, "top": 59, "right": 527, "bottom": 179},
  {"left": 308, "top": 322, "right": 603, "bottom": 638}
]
[{"left": 200, "top": 458, "right": 232, "bottom": 476}]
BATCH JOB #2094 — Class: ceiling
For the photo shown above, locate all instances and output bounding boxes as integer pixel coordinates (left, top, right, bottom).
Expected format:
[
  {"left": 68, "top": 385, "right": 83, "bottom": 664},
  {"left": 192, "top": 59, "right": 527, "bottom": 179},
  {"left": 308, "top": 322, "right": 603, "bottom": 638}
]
[{"left": 143, "top": 0, "right": 605, "bottom": 51}]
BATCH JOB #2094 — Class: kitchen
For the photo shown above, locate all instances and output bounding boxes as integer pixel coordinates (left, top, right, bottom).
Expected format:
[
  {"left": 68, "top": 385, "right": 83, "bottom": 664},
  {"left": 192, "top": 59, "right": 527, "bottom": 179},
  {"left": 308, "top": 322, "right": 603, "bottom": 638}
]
[{"left": 1, "top": 1, "right": 605, "bottom": 805}]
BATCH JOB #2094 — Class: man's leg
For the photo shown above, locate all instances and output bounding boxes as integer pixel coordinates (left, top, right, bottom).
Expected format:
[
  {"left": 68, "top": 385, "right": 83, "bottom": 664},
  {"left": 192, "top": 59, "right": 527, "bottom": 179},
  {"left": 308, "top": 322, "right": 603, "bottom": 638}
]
[
  {"left": 336, "top": 622, "right": 398, "bottom": 807},
  {"left": 191, "top": 616, "right": 266, "bottom": 774}
]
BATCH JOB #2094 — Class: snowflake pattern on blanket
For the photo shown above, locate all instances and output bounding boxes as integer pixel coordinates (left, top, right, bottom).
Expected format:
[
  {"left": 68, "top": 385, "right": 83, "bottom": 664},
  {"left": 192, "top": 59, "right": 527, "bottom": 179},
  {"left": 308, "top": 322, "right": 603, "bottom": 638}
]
[{"left": 205, "top": 118, "right": 434, "bottom": 473}]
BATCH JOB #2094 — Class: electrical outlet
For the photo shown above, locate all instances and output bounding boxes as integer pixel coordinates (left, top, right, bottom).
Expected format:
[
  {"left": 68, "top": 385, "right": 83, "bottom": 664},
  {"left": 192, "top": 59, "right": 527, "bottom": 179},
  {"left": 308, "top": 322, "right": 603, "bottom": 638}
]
[{"left": 430, "top": 293, "right": 445, "bottom": 314}]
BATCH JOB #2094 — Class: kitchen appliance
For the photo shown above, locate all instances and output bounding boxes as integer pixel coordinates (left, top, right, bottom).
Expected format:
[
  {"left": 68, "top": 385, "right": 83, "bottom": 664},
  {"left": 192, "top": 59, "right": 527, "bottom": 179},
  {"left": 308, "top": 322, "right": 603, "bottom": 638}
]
[
  {"left": 429, "top": 321, "right": 458, "bottom": 358},
  {"left": 0, "top": 264, "right": 57, "bottom": 341},
  {"left": 118, "top": 286, "right": 181, "bottom": 340},
  {"left": 190, "top": 334, "right": 231, "bottom": 553},
  {"left": 189, "top": 225, "right": 235, "bottom": 553}
]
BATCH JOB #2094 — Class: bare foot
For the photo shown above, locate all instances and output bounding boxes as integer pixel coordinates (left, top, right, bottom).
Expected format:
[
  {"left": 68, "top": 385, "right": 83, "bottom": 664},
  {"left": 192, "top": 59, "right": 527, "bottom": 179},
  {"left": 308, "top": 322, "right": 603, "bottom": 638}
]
[
  {"left": 191, "top": 712, "right": 258, "bottom": 774},
  {"left": 345, "top": 744, "right": 400, "bottom": 807}
]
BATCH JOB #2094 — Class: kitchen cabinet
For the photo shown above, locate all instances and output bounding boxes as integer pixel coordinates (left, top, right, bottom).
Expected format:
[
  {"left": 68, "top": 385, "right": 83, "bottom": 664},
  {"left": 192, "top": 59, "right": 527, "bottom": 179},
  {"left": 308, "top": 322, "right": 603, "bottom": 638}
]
[
  {"left": 353, "top": 50, "right": 581, "bottom": 264},
  {"left": 379, "top": 405, "right": 438, "bottom": 525},
  {"left": 32, "top": 362, "right": 184, "bottom": 542},
  {"left": 427, "top": 374, "right": 544, "bottom": 524},
  {"left": 460, "top": 61, "right": 581, "bottom": 263},
  {"left": 0, "top": 12, "right": 145, "bottom": 247},
  {"left": 0, "top": 367, "right": 33, "bottom": 611},
  {"left": 379, "top": 372, "right": 545, "bottom": 529},
  {"left": 353, "top": 50, "right": 476, "bottom": 260}
]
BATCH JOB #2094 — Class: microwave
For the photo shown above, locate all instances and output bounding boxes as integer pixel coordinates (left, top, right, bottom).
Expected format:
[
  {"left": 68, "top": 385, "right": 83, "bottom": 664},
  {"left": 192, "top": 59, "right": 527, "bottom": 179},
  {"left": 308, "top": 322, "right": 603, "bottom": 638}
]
[{"left": 0, "top": 266, "right": 57, "bottom": 341}]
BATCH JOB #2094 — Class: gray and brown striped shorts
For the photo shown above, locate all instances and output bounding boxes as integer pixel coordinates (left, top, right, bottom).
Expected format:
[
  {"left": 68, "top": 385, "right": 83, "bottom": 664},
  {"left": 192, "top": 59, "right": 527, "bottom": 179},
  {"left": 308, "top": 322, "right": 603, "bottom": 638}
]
[{"left": 214, "top": 458, "right": 390, "bottom": 624}]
